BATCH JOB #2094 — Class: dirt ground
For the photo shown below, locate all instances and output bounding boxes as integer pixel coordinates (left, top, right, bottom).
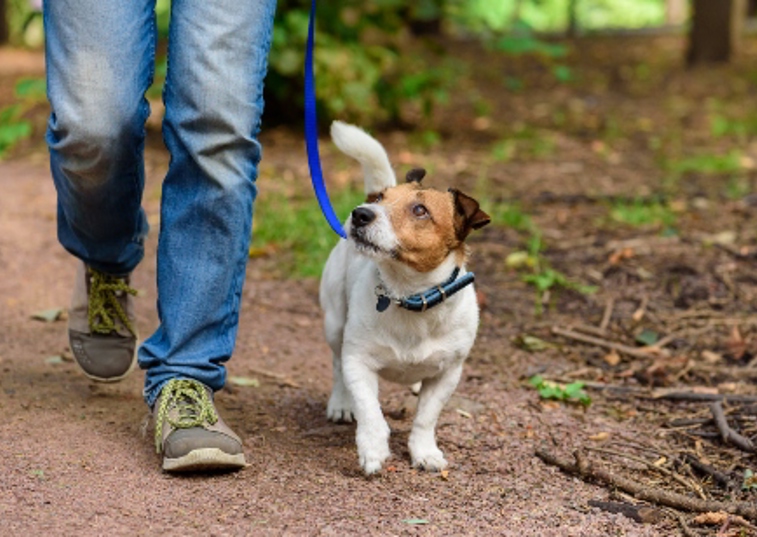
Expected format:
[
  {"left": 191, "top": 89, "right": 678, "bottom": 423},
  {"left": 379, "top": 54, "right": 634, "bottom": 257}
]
[{"left": 1, "top": 35, "right": 756, "bottom": 536}]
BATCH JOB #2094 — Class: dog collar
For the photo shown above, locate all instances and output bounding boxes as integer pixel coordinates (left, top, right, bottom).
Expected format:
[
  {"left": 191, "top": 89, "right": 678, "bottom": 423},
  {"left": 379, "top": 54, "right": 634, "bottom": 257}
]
[{"left": 375, "top": 267, "right": 475, "bottom": 313}]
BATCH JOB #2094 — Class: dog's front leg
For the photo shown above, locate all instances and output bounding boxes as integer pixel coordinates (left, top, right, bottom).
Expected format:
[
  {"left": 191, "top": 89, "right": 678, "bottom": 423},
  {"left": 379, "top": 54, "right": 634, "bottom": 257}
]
[
  {"left": 409, "top": 364, "right": 463, "bottom": 471},
  {"left": 343, "top": 357, "right": 391, "bottom": 475}
]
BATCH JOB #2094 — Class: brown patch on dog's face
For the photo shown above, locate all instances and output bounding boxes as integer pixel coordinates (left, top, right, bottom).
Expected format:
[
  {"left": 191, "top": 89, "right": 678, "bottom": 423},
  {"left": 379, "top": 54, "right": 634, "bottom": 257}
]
[{"left": 375, "top": 183, "right": 489, "bottom": 273}]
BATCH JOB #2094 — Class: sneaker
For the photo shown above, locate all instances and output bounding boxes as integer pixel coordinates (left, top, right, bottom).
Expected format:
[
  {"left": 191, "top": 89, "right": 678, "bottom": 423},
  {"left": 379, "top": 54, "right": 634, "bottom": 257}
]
[
  {"left": 153, "top": 379, "right": 247, "bottom": 472},
  {"left": 68, "top": 262, "right": 138, "bottom": 382}
]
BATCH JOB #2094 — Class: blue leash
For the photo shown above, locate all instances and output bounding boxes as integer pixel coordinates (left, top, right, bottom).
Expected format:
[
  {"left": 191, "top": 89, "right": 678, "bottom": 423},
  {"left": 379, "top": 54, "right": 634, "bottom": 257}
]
[{"left": 304, "top": 0, "right": 347, "bottom": 239}]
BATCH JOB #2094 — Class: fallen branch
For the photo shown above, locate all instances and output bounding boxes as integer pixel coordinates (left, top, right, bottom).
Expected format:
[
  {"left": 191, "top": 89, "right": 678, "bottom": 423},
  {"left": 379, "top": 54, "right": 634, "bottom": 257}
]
[
  {"left": 585, "top": 446, "right": 706, "bottom": 500},
  {"left": 709, "top": 401, "right": 755, "bottom": 453},
  {"left": 551, "top": 326, "right": 668, "bottom": 359},
  {"left": 534, "top": 448, "right": 757, "bottom": 521}
]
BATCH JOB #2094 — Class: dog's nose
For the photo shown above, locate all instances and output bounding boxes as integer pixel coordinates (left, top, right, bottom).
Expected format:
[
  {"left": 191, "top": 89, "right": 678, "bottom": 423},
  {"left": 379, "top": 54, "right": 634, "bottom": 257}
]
[{"left": 351, "top": 207, "right": 376, "bottom": 228}]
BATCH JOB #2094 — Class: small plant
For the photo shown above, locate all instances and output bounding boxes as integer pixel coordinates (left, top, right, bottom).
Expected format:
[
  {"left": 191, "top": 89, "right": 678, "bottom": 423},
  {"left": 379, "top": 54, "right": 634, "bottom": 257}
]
[
  {"left": 609, "top": 198, "right": 676, "bottom": 230},
  {"left": 0, "top": 77, "right": 47, "bottom": 159},
  {"left": 667, "top": 151, "right": 742, "bottom": 175},
  {"left": 507, "top": 233, "right": 597, "bottom": 314},
  {"left": 528, "top": 375, "right": 591, "bottom": 407}
]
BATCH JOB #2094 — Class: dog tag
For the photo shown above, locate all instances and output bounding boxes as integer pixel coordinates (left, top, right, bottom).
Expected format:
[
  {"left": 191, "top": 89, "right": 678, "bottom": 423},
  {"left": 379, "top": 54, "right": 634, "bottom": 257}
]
[{"left": 376, "top": 295, "right": 391, "bottom": 312}]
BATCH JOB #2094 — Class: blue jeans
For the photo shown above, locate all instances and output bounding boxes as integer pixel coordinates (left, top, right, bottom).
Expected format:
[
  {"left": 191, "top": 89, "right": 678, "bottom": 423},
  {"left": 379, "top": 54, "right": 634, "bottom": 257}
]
[{"left": 44, "top": 0, "right": 277, "bottom": 407}]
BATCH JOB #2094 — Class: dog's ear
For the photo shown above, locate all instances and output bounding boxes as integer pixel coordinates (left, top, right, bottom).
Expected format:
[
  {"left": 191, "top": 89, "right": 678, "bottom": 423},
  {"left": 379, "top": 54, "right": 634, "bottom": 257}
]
[
  {"left": 405, "top": 168, "right": 426, "bottom": 184},
  {"left": 449, "top": 188, "right": 491, "bottom": 240}
]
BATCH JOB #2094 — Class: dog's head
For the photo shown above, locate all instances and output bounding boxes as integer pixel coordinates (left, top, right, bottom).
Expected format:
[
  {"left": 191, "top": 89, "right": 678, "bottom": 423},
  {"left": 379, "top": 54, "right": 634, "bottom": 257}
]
[{"left": 348, "top": 168, "right": 490, "bottom": 272}]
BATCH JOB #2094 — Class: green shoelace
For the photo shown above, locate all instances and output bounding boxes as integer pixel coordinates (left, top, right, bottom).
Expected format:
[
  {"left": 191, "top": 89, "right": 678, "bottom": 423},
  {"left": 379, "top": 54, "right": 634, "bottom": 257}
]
[
  {"left": 154, "top": 379, "right": 219, "bottom": 453},
  {"left": 87, "top": 269, "right": 138, "bottom": 336}
]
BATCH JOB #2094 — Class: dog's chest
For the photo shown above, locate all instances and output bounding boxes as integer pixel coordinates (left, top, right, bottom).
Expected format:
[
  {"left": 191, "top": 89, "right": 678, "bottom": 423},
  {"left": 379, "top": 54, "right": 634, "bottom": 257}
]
[{"left": 366, "top": 314, "right": 469, "bottom": 384}]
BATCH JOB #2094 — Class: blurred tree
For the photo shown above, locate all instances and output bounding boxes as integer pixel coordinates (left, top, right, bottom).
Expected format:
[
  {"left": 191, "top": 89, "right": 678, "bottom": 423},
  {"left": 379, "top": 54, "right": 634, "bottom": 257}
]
[
  {"left": 0, "top": 0, "right": 8, "bottom": 44},
  {"left": 687, "top": 0, "right": 747, "bottom": 65}
]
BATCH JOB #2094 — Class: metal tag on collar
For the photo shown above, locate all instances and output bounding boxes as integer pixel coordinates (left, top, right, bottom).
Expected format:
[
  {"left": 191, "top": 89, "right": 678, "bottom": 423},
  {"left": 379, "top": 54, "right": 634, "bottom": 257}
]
[
  {"left": 375, "top": 283, "right": 392, "bottom": 312},
  {"left": 376, "top": 295, "right": 391, "bottom": 312}
]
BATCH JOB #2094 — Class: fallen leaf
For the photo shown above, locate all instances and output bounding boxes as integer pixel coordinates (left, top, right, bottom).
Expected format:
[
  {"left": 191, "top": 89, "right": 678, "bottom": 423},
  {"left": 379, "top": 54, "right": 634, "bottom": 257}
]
[
  {"left": 589, "top": 432, "right": 610, "bottom": 442},
  {"left": 635, "top": 329, "right": 659, "bottom": 346},
  {"left": 45, "top": 355, "right": 63, "bottom": 364},
  {"left": 700, "top": 350, "right": 722, "bottom": 363},
  {"left": 440, "top": 470, "right": 449, "bottom": 480},
  {"left": 727, "top": 326, "right": 747, "bottom": 360},
  {"left": 31, "top": 308, "right": 65, "bottom": 323},
  {"left": 603, "top": 350, "right": 621, "bottom": 367},
  {"left": 229, "top": 376, "right": 260, "bottom": 388},
  {"left": 455, "top": 408, "right": 472, "bottom": 419},
  {"left": 402, "top": 519, "right": 429, "bottom": 525},
  {"left": 513, "top": 334, "right": 553, "bottom": 352}
]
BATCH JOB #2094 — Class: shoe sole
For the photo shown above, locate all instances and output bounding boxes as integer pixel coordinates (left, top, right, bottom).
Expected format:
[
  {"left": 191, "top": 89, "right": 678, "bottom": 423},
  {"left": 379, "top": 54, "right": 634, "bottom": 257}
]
[{"left": 163, "top": 448, "right": 247, "bottom": 472}]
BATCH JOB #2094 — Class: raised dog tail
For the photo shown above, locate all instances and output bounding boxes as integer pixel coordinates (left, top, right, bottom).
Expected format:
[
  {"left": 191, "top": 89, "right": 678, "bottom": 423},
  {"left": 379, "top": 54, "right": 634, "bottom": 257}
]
[{"left": 330, "top": 121, "right": 396, "bottom": 195}]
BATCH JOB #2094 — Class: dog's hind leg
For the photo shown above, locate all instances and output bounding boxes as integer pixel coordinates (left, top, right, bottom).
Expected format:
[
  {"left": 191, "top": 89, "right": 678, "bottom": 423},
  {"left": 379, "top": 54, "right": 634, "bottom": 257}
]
[
  {"left": 326, "top": 349, "right": 355, "bottom": 422},
  {"left": 409, "top": 364, "right": 463, "bottom": 472}
]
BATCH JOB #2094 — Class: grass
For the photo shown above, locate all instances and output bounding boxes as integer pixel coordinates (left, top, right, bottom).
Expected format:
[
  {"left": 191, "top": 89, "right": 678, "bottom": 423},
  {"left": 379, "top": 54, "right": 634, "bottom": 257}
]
[
  {"left": 0, "top": 77, "right": 46, "bottom": 159},
  {"left": 609, "top": 198, "right": 676, "bottom": 230},
  {"left": 251, "top": 187, "right": 365, "bottom": 278}
]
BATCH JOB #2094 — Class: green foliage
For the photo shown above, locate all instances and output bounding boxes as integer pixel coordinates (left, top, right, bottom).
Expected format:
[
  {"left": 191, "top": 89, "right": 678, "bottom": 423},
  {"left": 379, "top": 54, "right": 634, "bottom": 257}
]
[
  {"left": 488, "top": 202, "right": 533, "bottom": 231},
  {"left": 0, "top": 106, "right": 32, "bottom": 159},
  {"left": 528, "top": 375, "right": 592, "bottom": 407},
  {"left": 0, "top": 77, "right": 47, "bottom": 159},
  {"left": 667, "top": 151, "right": 742, "bottom": 175},
  {"left": 251, "top": 186, "right": 365, "bottom": 278},
  {"left": 609, "top": 198, "right": 676, "bottom": 229},
  {"left": 506, "top": 232, "right": 597, "bottom": 314}
]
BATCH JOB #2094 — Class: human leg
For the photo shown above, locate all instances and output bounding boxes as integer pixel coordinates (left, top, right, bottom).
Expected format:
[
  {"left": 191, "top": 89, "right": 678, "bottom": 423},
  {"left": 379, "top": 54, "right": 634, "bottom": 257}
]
[
  {"left": 44, "top": 0, "right": 156, "bottom": 380},
  {"left": 139, "top": 0, "right": 277, "bottom": 470}
]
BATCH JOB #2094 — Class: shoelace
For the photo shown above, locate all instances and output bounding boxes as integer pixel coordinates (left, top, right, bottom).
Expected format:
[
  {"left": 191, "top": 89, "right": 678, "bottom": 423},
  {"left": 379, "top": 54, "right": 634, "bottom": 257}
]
[
  {"left": 87, "top": 269, "right": 138, "bottom": 336},
  {"left": 154, "top": 379, "right": 218, "bottom": 453}
]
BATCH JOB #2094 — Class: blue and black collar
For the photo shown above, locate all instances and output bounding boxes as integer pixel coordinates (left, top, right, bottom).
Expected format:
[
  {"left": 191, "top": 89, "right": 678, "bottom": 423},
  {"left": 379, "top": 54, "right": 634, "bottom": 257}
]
[{"left": 375, "top": 267, "right": 475, "bottom": 313}]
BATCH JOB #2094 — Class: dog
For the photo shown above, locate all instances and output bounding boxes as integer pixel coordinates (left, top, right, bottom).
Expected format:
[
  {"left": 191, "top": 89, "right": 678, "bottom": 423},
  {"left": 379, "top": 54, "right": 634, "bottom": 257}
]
[{"left": 319, "top": 121, "right": 490, "bottom": 475}]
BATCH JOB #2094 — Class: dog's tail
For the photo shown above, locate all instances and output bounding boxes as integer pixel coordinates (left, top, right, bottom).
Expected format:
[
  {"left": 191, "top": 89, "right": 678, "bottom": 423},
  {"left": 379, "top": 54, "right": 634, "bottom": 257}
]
[{"left": 330, "top": 121, "right": 396, "bottom": 194}]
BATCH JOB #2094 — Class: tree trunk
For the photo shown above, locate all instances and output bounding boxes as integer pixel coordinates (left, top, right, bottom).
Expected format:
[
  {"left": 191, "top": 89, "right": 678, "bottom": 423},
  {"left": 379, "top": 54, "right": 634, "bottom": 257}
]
[
  {"left": 687, "top": 0, "right": 747, "bottom": 65},
  {"left": 0, "top": 0, "right": 9, "bottom": 45}
]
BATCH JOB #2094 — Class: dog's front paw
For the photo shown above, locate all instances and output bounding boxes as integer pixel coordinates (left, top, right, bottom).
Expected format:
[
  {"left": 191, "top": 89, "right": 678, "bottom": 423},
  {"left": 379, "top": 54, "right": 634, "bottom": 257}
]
[
  {"left": 411, "top": 449, "right": 448, "bottom": 472},
  {"left": 359, "top": 443, "right": 391, "bottom": 475},
  {"left": 409, "top": 435, "right": 448, "bottom": 472},
  {"left": 357, "top": 423, "right": 391, "bottom": 475},
  {"left": 327, "top": 388, "right": 355, "bottom": 423}
]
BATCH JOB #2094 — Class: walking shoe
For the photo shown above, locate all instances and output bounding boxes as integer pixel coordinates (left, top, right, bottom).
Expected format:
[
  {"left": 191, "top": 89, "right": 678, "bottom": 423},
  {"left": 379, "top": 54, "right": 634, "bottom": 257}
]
[
  {"left": 68, "top": 262, "right": 138, "bottom": 382},
  {"left": 153, "top": 379, "right": 247, "bottom": 472}
]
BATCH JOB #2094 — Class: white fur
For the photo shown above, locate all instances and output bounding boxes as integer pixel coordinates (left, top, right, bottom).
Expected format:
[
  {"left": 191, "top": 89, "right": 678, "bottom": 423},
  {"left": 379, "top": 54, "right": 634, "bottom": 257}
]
[{"left": 320, "top": 121, "right": 481, "bottom": 475}]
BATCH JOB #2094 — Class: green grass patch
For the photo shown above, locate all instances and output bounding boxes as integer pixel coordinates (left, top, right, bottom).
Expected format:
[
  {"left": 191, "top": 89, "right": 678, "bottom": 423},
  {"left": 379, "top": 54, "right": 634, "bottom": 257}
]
[
  {"left": 666, "top": 150, "right": 742, "bottom": 175},
  {"left": 252, "top": 187, "right": 365, "bottom": 278},
  {"left": 609, "top": 198, "right": 676, "bottom": 229}
]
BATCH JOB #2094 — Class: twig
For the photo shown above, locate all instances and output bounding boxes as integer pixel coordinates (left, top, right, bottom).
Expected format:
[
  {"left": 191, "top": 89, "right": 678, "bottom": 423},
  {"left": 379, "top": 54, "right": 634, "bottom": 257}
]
[
  {"left": 551, "top": 326, "right": 669, "bottom": 359},
  {"left": 653, "top": 391, "right": 757, "bottom": 404},
  {"left": 664, "top": 508, "right": 699, "bottom": 537},
  {"left": 709, "top": 401, "right": 755, "bottom": 453},
  {"left": 599, "top": 297, "right": 614, "bottom": 333},
  {"left": 585, "top": 446, "right": 706, "bottom": 500},
  {"left": 535, "top": 448, "right": 757, "bottom": 521},
  {"left": 682, "top": 453, "right": 732, "bottom": 490}
]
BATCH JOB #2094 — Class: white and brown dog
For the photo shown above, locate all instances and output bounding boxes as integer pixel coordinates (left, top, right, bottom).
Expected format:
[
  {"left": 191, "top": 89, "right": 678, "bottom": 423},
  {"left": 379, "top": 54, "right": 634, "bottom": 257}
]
[{"left": 320, "top": 121, "right": 490, "bottom": 475}]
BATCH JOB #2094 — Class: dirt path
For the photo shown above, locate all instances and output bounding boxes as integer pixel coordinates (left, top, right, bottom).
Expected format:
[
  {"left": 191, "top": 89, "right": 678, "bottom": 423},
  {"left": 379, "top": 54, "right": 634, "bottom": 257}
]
[{"left": 0, "top": 152, "right": 666, "bottom": 537}]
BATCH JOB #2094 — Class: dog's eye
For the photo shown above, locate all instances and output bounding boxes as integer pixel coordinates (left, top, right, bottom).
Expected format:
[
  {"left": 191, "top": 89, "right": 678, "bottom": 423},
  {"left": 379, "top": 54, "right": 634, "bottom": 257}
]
[
  {"left": 367, "top": 192, "right": 383, "bottom": 203},
  {"left": 412, "top": 204, "right": 429, "bottom": 218}
]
